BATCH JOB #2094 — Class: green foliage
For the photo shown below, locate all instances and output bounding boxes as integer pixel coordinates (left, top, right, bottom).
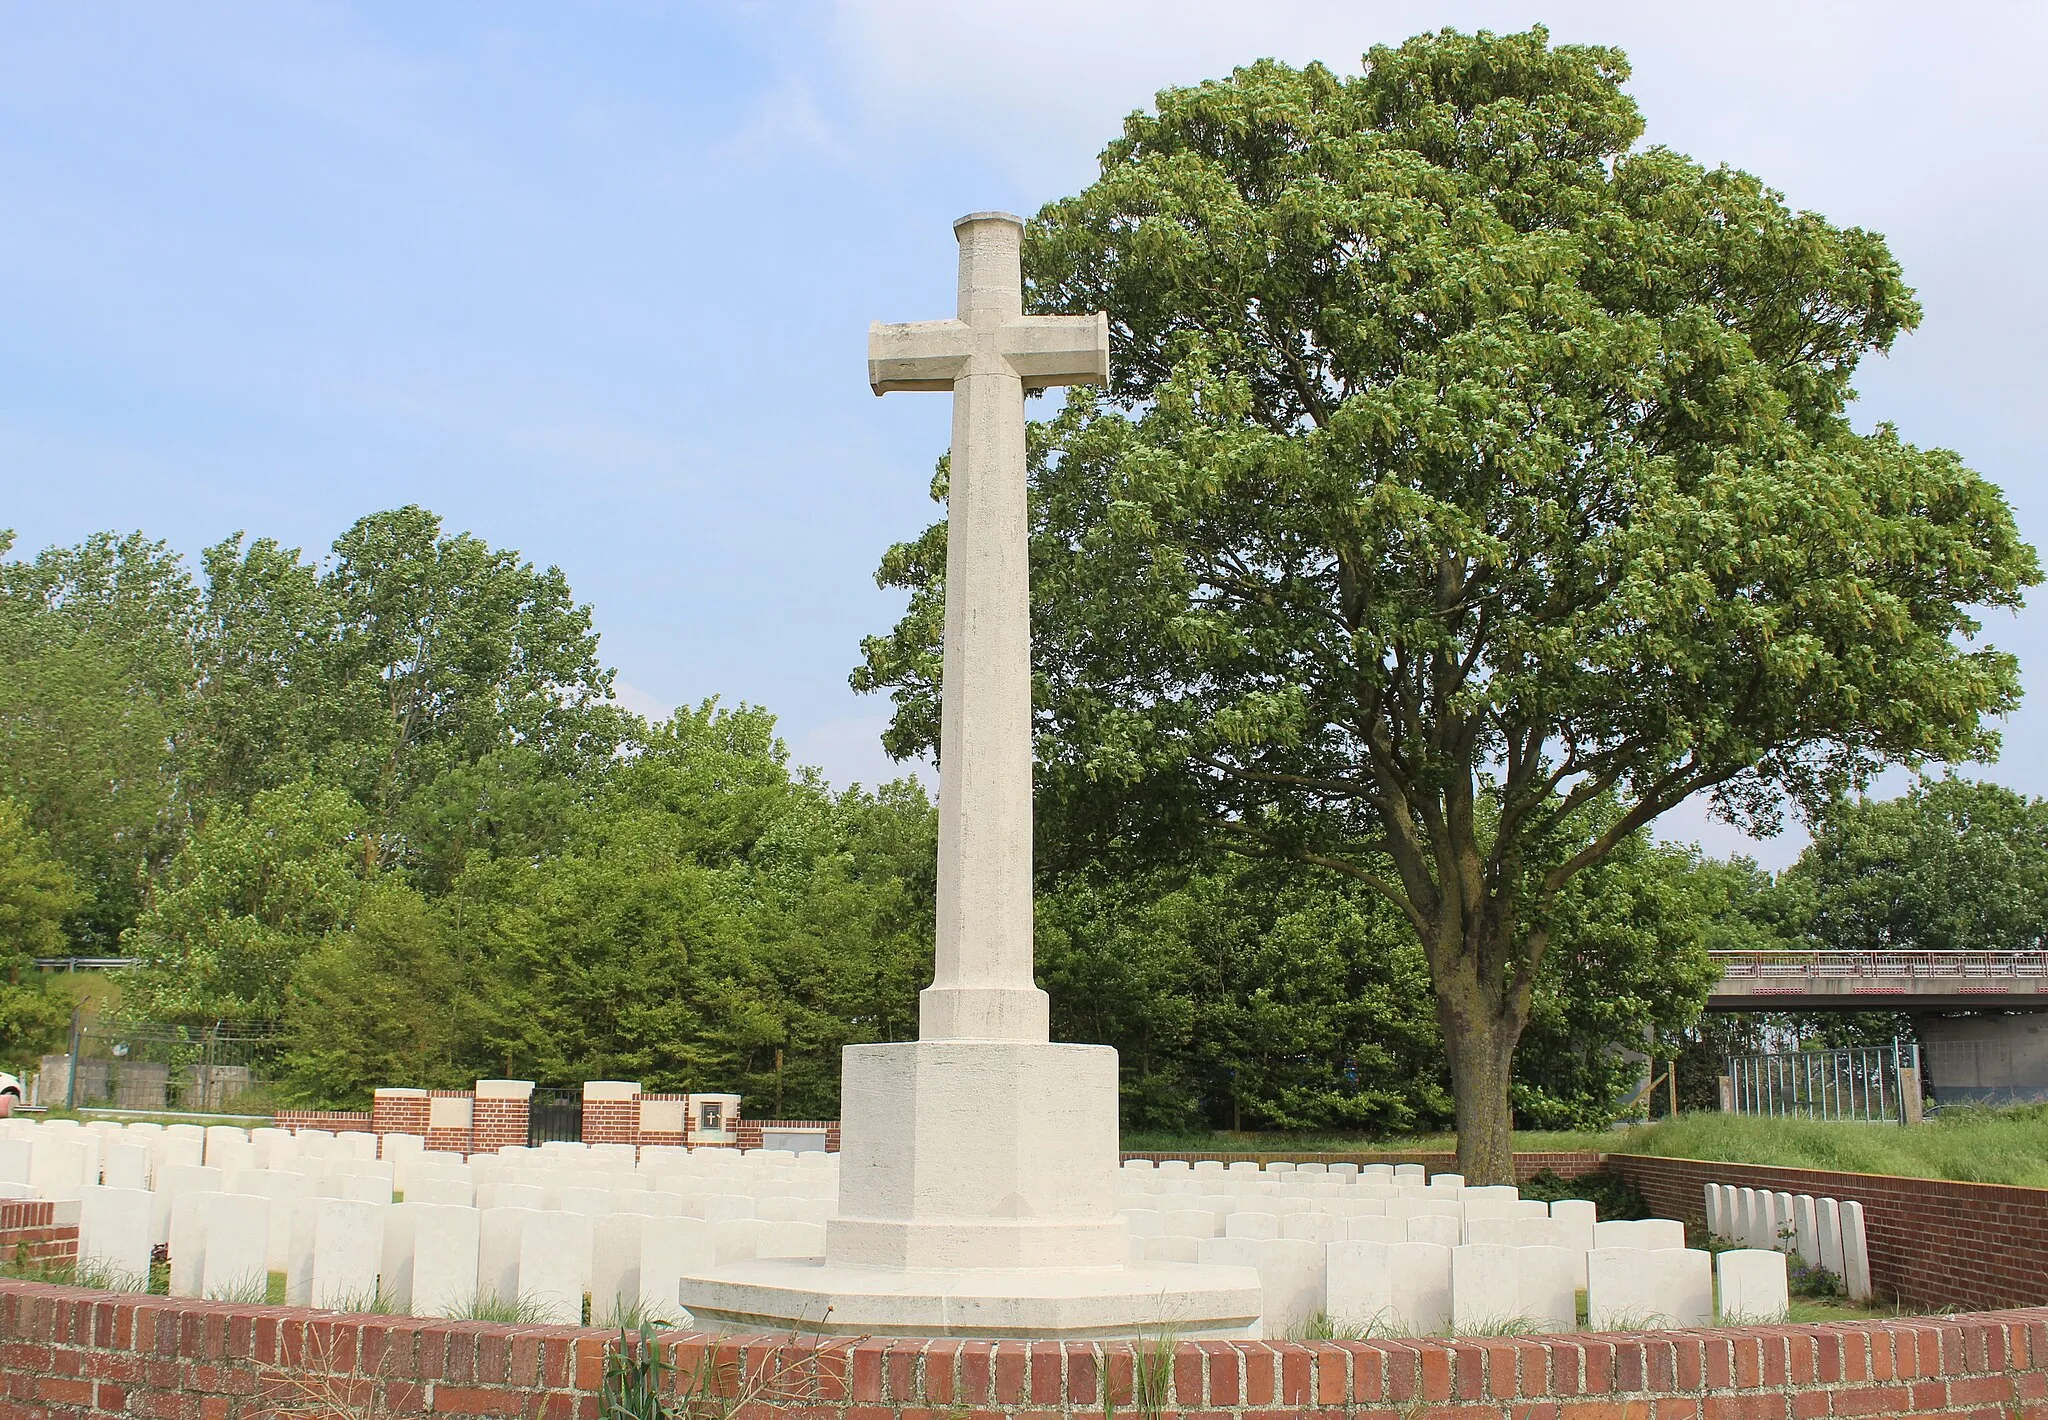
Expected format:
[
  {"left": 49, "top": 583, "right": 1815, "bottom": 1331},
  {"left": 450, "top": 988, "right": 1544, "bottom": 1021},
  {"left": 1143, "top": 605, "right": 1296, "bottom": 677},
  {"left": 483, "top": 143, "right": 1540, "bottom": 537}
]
[
  {"left": 275, "top": 880, "right": 468, "bottom": 1105},
  {"left": 1043, "top": 830, "right": 1719, "bottom": 1134},
  {"left": 1784, "top": 775, "right": 2048, "bottom": 954},
  {"left": 1518, "top": 1167, "right": 1648, "bottom": 1220},
  {"left": 0, "top": 796, "right": 82, "bottom": 1063},
  {"left": 857, "top": 27, "right": 2036, "bottom": 1177},
  {"left": 125, "top": 782, "right": 372, "bottom": 1023},
  {"left": 0, "top": 529, "right": 196, "bottom": 950}
]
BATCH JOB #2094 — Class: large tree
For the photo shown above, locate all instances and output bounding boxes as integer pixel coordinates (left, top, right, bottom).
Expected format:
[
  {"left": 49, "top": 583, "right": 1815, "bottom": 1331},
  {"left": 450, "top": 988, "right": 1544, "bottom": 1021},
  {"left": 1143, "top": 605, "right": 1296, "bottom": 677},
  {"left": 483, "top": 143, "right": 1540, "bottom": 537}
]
[{"left": 856, "top": 29, "right": 2037, "bottom": 1179}]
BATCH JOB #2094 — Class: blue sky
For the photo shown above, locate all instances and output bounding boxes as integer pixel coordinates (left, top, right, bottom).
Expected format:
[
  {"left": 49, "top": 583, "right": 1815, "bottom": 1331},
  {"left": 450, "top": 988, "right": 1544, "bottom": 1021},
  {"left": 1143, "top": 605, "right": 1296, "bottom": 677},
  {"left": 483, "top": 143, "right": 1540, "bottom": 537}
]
[{"left": 3, "top": 2, "right": 2042, "bottom": 868}]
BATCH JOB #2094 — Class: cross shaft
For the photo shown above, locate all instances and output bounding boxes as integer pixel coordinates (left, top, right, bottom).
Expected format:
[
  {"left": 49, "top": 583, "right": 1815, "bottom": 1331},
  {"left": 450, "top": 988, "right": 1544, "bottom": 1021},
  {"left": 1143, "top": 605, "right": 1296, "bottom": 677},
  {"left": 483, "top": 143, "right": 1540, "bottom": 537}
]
[{"left": 867, "top": 212, "right": 1110, "bottom": 1043}]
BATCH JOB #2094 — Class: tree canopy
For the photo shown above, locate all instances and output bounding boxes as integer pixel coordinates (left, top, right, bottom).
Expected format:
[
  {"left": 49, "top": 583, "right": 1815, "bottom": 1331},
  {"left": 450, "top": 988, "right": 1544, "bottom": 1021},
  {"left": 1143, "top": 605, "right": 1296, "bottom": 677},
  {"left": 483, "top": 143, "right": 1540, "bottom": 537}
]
[{"left": 856, "top": 27, "right": 2037, "bottom": 1178}]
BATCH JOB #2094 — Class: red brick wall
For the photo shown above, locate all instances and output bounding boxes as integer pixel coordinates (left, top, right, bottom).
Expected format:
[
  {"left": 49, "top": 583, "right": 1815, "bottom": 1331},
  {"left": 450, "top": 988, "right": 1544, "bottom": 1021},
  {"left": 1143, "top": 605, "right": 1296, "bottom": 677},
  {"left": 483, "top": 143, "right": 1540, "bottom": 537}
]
[
  {"left": 583, "top": 1097, "right": 639, "bottom": 1146},
  {"left": 423, "top": 1089, "right": 474, "bottom": 1155},
  {"left": 0, "top": 1203, "right": 76, "bottom": 1271},
  {"left": 1608, "top": 1153, "right": 2048, "bottom": 1314},
  {"left": 470, "top": 1095, "right": 527, "bottom": 1153},
  {"left": 638, "top": 1092, "right": 687, "bottom": 1148},
  {"left": 5, "top": 1280, "right": 2048, "bottom": 1419},
  {"left": 1126, "top": 1149, "right": 1608, "bottom": 1182},
  {"left": 736, "top": 1118, "right": 843, "bottom": 1152},
  {"left": 371, "top": 1090, "right": 430, "bottom": 1140},
  {"left": 272, "top": 1109, "right": 374, "bottom": 1133}
]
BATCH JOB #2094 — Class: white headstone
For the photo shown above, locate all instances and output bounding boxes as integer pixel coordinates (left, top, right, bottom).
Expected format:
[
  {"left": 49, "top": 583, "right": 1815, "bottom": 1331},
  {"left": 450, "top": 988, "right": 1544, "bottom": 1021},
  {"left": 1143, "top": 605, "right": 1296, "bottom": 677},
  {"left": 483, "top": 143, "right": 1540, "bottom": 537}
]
[
  {"left": 590, "top": 1213, "right": 648, "bottom": 1325},
  {"left": 1589, "top": 1245, "right": 1715, "bottom": 1330},
  {"left": 199, "top": 1194, "right": 270, "bottom": 1301},
  {"left": 477, "top": 1206, "right": 536, "bottom": 1310},
  {"left": 1840, "top": 1200, "right": 1873, "bottom": 1301},
  {"left": 101, "top": 1142, "right": 150, "bottom": 1192},
  {"left": 1451, "top": 1243, "right": 1522, "bottom": 1332},
  {"left": 167, "top": 1189, "right": 223, "bottom": 1297},
  {"left": 311, "top": 1198, "right": 382, "bottom": 1309},
  {"left": 517, "top": 1210, "right": 592, "bottom": 1324},
  {"left": 1817, "top": 1196, "right": 1846, "bottom": 1279},
  {"left": 1791, "top": 1194, "right": 1819, "bottom": 1269},
  {"left": 1327, "top": 1239, "right": 1450, "bottom": 1336},
  {"left": 75, "top": 1186, "right": 152, "bottom": 1289},
  {"left": 1346, "top": 1215, "right": 1406, "bottom": 1245},
  {"left": 641, "top": 1216, "right": 714, "bottom": 1321},
  {"left": 1516, "top": 1244, "right": 1578, "bottom": 1332},
  {"left": 1716, "top": 1248, "right": 1790, "bottom": 1322}
]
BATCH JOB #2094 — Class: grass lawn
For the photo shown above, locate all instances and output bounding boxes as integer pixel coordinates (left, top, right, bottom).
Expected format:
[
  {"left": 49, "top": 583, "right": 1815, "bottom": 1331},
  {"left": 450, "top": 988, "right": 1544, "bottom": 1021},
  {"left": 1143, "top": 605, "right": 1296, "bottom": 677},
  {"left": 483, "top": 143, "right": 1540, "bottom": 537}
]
[{"left": 1127, "top": 1104, "right": 2048, "bottom": 1188}]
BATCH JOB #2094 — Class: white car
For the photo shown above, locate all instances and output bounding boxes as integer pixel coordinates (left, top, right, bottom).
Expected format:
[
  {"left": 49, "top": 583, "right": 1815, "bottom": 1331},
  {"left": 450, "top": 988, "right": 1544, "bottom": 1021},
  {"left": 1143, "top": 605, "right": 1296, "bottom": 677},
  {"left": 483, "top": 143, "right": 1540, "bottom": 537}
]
[{"left": 0, "top": 1071, "right": 21, "bottom": 1114}]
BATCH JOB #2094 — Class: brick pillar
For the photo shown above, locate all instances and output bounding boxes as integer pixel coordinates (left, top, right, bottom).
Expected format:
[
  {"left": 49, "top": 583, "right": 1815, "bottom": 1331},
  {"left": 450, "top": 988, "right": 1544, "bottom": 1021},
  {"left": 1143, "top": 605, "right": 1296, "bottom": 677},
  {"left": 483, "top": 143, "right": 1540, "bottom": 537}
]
[
  {"left": 471, "top": 1080, "right": 533, "bottom": 1154},
  {"left": 372, "top": 1088, "right": 430, "bottom": 1141},
  {"left": 582, "top": 1081, "right": 641, "bottom": 1146},
  {"left": 424, "top": 1091, "right": 476, "bottom": 1153}
]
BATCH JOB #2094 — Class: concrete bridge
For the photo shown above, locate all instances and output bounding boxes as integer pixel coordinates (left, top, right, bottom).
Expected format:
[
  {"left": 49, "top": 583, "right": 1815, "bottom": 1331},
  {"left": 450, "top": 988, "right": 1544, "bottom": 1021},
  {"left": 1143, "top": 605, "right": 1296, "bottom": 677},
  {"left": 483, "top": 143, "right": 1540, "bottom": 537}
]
[
  {"left": 1707, "top": 950, "right": 2048, "bottom": 1011},
  {"left": 1707, "top": 950, "right": 2048, "bottom": 1104}
]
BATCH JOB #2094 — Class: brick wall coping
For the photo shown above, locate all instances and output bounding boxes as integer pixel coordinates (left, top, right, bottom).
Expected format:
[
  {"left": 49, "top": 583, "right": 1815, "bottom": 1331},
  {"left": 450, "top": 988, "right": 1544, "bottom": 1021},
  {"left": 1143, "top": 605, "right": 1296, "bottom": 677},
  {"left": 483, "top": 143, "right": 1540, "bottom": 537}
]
[
  {"left": 4, "top": 1278, "right": 2047, "bottom": 1418},
  {"left": 1604, "top": 1150, "right": 2048, "bottom": 1205}
]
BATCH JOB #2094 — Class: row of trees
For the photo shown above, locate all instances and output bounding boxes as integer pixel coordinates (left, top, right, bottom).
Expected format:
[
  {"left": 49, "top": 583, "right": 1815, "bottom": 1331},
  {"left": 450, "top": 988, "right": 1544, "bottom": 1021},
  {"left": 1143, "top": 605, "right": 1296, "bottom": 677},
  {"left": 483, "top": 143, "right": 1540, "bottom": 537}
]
[{"left": 1, "top": 508, "right": 2040, "bottom": 1131}]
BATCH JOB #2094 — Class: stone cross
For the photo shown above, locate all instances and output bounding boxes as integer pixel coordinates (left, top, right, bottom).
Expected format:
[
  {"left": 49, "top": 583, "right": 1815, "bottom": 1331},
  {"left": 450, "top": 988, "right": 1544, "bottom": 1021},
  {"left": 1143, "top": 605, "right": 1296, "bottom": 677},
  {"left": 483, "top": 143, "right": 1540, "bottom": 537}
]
[{"left": 869, "top": 212, "right": 1109, "bottom": 1044}]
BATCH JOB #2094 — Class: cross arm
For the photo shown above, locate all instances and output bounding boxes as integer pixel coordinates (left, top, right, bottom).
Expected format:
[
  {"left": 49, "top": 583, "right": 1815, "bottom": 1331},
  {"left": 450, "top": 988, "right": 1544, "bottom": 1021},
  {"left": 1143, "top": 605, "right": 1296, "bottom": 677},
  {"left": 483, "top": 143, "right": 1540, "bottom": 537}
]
[
  {"left": 869, "top": 319, "right": 973, "bottom": 395},
  {"left": 1000, "top": 312, "right": 1111, "bottom": 390}
]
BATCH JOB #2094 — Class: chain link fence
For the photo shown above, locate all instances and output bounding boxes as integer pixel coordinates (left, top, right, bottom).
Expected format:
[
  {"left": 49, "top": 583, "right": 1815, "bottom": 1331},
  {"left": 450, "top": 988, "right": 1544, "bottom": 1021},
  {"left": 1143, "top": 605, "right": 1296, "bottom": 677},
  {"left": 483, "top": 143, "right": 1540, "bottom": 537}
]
[{"left": 32, "top": 1020, "right": 285, "bottom": 1115}]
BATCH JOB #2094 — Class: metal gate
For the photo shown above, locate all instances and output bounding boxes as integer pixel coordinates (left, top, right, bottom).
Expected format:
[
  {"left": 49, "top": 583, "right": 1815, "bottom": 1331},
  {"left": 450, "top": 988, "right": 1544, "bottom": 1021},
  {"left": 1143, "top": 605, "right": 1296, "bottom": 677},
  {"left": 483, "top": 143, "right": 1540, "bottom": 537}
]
[
  {"left": 1726, "top": 1040, "right": 1921, "bottom": 1124},
  {"left": 527, "top": 1087, "right": 583, "bottom": 1144}
]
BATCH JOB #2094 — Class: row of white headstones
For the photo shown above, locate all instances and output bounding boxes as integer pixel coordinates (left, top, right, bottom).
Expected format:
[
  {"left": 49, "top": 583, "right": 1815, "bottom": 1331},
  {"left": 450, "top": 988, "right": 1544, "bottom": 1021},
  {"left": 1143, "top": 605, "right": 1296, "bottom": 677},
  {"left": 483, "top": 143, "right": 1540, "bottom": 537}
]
[
  {"left": 1117, "top": 1159, "right": 1791, "bottom": 1335},
  {"left": 1, "top": 1116, "right": 836, "bottom": 1323},
  {"left": 1705, "top": 1183, "right": 1873, "bottom": 1300},
  {"left": 4, "top": 1116, "right": 1808, "bottom": 1338}
]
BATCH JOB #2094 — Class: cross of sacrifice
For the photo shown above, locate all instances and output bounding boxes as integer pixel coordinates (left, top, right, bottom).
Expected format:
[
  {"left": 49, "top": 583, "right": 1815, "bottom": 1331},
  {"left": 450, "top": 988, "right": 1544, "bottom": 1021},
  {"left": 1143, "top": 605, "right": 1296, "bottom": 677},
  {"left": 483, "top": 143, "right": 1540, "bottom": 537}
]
[{"left": 869, "top": 211, "right": 1110, "bottom": 1045}]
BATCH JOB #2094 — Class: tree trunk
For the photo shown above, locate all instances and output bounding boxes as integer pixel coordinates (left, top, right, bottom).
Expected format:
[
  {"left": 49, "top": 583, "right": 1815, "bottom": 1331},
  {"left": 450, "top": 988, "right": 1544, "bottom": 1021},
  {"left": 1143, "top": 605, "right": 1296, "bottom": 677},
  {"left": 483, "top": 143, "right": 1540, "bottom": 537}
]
[{"left": 1440, "top": 986, "right": 1520, "bottom": 1185}]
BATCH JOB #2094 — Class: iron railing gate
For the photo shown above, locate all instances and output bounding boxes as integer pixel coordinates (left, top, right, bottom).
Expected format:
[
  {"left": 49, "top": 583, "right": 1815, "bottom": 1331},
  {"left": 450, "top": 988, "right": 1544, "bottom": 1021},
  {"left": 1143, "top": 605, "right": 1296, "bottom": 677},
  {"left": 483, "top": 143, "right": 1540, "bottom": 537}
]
[
  {"left": 527, "top": 1087, "right": 583, "bottom": 1144},
  {"left": 1725, "top": 1039, "right": 1921, "bottom": 1124}
]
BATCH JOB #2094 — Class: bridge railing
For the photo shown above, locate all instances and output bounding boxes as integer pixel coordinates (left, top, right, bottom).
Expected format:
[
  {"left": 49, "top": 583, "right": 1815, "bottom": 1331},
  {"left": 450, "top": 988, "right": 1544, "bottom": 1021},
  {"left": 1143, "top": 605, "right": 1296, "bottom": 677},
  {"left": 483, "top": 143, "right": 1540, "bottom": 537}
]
[{"left": 1710, "top": 950, "right": 2048, "bottom": 980}]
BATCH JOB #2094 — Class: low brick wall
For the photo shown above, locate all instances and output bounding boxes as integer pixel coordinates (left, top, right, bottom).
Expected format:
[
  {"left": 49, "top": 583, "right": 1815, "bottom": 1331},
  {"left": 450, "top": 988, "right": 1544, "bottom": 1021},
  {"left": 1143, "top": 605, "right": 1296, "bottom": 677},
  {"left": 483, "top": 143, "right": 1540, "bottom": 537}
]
[
  {"left": 3, "top": 1280, "right": 2047, "bottom": 1419},
  {"left": 1124, "top": 1149, "right": 1608, "bottom": 1183},
  {"left": 1608, "top": 1153, "right": 2048, "bottom": 1313},
  {"left": 0, "top": 1202, "right": 76, "bottom": 1271},
  {"left": 272, "top": 1108, "right": 374, "bottom": 1133}
]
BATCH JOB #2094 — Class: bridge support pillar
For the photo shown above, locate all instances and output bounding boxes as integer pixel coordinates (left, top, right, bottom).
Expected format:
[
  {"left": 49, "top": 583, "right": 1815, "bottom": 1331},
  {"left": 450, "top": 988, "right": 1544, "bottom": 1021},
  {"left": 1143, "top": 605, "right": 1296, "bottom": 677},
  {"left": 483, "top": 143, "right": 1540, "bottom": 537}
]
[{"left": 1916, "top": 1014, "right": 2048, "bottom": 1106}]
